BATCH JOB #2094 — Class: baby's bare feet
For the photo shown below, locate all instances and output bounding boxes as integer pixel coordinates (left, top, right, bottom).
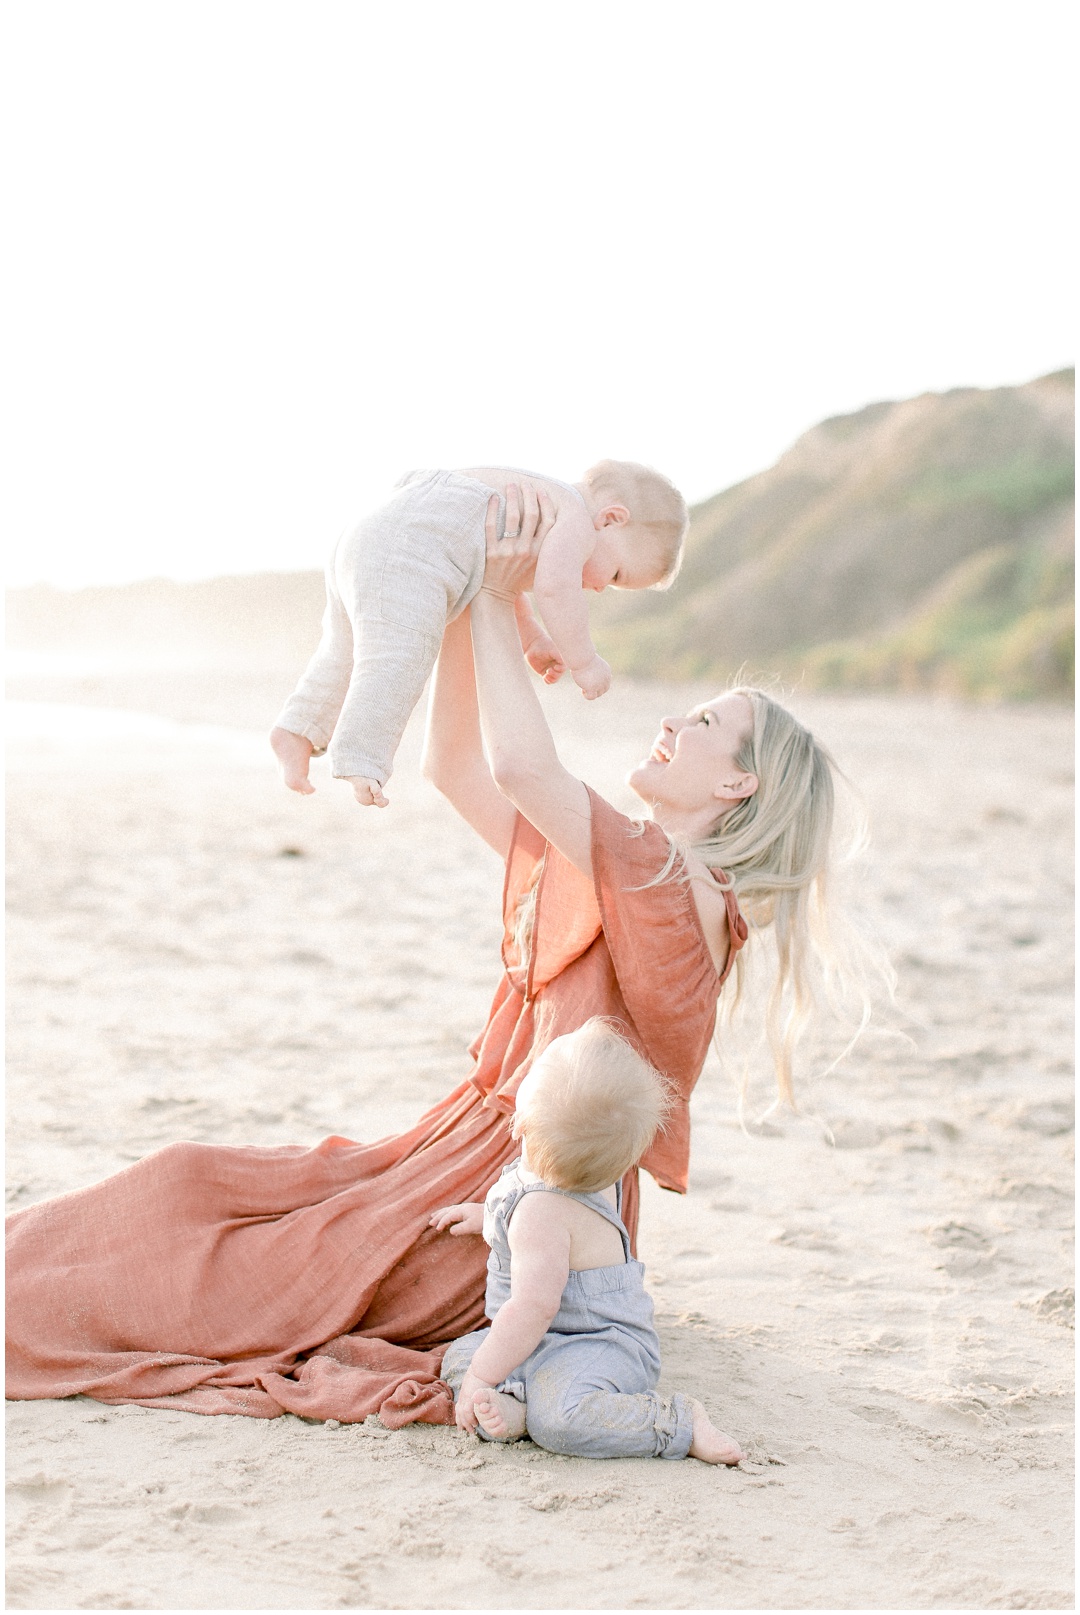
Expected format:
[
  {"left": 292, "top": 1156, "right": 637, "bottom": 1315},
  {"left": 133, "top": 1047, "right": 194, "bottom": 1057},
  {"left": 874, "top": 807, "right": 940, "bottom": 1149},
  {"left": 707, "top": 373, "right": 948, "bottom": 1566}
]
[
  {"left": 687, "top": 1399, "right": 745, "bottom": 1465},
  {"left": 345, "top": 776, "right": 389, "bottom": 808},
  {"left": 473, "top": 1388, "right": 526, "bottom": 1442},
  {"left": 270, "top": 727, "right": 316, "bottom": 795}
]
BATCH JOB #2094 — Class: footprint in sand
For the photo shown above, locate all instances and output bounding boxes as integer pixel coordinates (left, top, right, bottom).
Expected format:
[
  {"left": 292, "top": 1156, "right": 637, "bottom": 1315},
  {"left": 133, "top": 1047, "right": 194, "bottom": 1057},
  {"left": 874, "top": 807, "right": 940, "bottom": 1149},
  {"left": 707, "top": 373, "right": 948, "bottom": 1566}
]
[
  {"left": 923, "top": 1221, "right": 991, "bottom": 1250},
  {"left": 1014, "top": 1101, "right": 1074, "bottom": 1137},
  {"left": 1019, "top": 1289, "right": 1074, "bottom": 1328},
  {"left": 6, "top": 1473, "right": 74, "bottom": 1527}
]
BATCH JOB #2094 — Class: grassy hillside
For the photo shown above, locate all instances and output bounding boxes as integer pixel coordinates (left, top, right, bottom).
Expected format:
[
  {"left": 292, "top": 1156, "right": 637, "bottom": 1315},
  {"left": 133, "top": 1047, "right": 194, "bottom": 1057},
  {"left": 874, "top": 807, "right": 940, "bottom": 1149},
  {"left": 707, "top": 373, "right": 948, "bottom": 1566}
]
[{"left": 592, "top": 368, "right": 1073, "bottom": 698}]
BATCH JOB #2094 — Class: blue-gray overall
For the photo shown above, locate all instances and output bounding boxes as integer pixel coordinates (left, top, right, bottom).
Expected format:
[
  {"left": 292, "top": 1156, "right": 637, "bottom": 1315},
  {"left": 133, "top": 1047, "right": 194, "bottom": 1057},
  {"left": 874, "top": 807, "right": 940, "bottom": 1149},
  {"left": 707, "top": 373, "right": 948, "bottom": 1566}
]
[{"left": 442, "top": 1161, "right": 694, "bottom": 1459}]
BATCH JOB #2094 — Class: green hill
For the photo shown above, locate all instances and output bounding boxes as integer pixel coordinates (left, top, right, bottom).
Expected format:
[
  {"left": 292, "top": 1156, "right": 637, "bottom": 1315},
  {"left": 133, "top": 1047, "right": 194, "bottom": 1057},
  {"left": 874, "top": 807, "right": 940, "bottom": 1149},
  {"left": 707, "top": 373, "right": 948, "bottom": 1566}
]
[{"left": 593, "top": 368, "right": 1073, "bottom": 698}]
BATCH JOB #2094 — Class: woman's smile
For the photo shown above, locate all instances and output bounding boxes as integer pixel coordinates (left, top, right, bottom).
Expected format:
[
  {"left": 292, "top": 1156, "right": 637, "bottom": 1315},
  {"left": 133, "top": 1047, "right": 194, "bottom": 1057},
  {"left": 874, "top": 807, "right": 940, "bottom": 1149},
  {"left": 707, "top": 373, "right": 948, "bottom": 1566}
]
[
  {"left": 630, "top": 694, "right": 756, "bottom": 816},
  {"left": 640, "top": 717, "right": 699, "bottom": 777},
  {"left": 645, "top": 706, "right": 716, "bottom": 770}
]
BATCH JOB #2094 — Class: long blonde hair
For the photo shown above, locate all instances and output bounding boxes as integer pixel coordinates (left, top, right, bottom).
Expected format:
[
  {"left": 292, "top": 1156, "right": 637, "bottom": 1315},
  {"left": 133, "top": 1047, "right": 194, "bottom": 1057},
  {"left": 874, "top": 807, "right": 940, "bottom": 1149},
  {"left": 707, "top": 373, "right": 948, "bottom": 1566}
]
[
  {"left": 511, "top": 684, "right": 889, "bottom": 1108},
  {"left": 687, "top": 687, "right": 888, "bottom": 1108}
]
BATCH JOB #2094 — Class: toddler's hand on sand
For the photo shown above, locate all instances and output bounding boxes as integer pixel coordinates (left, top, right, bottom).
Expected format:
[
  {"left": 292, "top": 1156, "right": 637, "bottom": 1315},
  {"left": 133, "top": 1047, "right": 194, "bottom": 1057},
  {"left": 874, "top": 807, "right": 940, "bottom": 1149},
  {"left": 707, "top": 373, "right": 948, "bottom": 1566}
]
[
  {"left": 571, "top": 655, "right": 612, "bottom": 700},
  {"left": 345, "top": 777, "right": 389, "bottom": 808},
  {"left": 270, "top": 727, "right": 316, "bottom": 794},
  {"left": 454, "top": 1366, "right": 494, "bottom": 1434},
  {"left": 523, "top": 631, "right": 567, "bottom": 684},
  {"left": 428, "top": 1202, "right": 485, "bottom": 1237}
]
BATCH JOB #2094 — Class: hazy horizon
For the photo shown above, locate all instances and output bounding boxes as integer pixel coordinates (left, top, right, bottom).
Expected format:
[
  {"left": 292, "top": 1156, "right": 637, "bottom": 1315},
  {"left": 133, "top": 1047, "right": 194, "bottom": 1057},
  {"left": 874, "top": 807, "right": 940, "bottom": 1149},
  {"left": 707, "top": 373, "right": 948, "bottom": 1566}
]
[
  {"left": 6, "top": 4, "right": 1074, "bottom": 592},
  {"left": 8, "top": 361, "right": 1073, "bottom": 595}
]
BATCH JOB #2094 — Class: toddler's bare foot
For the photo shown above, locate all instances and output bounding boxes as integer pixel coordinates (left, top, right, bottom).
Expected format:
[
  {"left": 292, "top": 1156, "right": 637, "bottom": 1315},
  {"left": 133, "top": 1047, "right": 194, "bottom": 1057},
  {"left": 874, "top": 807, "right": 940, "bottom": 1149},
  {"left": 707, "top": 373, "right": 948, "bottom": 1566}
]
[
  {"left": 688, "top": 1400, "right": 745, "bottom": 1465},
  {"left": 345, "top": 776, "right": 389, "bottom": 808},
  {"left": 473, "top": 1387, "right": 526, "bottom": 1442},
  {"left": 270, "top": 727, "right": 316, "bottom": 794}
]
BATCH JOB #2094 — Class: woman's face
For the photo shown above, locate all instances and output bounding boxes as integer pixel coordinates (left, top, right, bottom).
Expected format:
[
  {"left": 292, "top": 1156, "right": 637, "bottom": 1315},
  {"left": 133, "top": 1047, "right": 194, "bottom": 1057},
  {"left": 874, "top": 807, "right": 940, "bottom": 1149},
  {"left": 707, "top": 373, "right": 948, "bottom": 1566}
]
[{"left": 627, "top": 692, "right": 756, "bottom": 816}]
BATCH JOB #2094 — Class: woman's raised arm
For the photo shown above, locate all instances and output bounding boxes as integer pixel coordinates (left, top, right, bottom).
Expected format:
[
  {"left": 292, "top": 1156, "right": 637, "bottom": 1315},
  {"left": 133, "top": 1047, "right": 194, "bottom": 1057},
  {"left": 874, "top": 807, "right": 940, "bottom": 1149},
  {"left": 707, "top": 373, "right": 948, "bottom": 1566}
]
[
  {"left": 469, "top": 496, "right": 594, "bottom": 877},
  {"left": 421, "top": 608, "right": 518, "bottom": 858}
]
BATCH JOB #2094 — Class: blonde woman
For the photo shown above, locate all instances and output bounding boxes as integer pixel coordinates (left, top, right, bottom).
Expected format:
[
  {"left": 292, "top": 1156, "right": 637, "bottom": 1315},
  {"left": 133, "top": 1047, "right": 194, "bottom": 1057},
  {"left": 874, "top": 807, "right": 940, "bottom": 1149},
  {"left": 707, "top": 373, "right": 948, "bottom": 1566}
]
[
  {"left": 448, "top": 486, "right": 843, "bottom": 1112},
  {"left": 7, "top": 487, "right": 849, "bottom": 1428}
]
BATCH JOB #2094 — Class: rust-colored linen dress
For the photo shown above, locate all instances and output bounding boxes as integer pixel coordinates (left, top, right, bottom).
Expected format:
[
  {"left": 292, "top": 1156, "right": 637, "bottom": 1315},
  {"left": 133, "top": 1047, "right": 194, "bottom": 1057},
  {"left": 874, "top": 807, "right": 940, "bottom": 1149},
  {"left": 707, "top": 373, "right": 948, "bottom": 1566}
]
[{"left": 6, "top": 791, "right": 745, "bottom": 1425}]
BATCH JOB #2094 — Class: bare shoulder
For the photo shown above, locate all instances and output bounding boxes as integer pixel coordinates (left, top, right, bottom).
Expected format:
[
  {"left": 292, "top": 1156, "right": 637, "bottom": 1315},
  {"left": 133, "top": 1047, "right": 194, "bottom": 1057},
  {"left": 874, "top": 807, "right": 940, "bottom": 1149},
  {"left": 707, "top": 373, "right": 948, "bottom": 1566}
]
[
  {"left": 686, "top": 862, "right": 732, "bottom": 977},
  {"left": 507, "top": 1190, "right": 573, "bottom": 1248}
]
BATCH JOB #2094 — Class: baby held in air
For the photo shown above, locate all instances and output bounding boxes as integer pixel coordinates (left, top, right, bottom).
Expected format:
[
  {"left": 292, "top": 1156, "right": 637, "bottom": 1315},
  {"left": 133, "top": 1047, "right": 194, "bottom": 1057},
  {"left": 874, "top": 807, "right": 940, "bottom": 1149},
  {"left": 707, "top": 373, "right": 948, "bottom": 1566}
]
[
  {"left": 271, "top": 462, "right": 687, "bottom": 805},
  {"left": 432, "top": 1020, "right": 745, "bottom": 1464}
]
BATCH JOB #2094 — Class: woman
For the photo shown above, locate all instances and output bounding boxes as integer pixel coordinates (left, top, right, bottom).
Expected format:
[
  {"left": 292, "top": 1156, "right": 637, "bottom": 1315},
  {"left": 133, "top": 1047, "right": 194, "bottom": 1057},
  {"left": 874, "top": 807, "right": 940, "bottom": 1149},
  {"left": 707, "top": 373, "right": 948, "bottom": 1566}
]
[{"left": 6, "top": 489, "right": 840, "bottom": 1427}]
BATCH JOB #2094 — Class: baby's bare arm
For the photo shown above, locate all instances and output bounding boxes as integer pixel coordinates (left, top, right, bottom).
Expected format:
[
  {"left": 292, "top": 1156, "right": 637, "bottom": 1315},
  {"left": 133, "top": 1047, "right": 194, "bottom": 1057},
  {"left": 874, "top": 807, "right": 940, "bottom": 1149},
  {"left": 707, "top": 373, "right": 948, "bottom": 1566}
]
[
  {"left": 469, "top": 1195, "right": 570, "bottom": 1386},
  {"left": 513, "top": 592, "right": 547, "bottom": 648},
  {"left": 531, "top": 511, "right": 601, "bottom": 674},
  {"left": 513, "top": 594, "right": 567, "bottom": 682}
]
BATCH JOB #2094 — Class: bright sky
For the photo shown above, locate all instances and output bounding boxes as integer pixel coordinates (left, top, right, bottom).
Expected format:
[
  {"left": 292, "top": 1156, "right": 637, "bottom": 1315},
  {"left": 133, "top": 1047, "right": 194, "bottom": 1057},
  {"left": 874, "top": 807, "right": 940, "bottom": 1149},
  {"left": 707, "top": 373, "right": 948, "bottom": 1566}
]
[{"left": 4, "top": 1, "right": 1074, "bottom": 588}]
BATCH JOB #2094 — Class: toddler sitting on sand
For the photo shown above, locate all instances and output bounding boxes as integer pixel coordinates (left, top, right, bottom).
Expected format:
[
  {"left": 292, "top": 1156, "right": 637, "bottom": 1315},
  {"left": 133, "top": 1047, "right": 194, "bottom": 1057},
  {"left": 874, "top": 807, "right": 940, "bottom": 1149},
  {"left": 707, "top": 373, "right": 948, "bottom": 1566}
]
[
  {"left": 271, "top": 462, "right": 687, "bottom": 805},
  {"left": 432, "top": 1019, "right": 744, "bottom": 1464}
]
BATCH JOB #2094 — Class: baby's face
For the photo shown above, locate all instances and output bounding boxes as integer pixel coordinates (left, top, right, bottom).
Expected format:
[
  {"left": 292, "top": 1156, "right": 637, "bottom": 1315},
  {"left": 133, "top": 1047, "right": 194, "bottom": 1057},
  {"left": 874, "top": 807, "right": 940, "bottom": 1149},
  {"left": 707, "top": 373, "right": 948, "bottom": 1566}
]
[{"left": 581, "top": 528, "right": 664, "bottom": 593}]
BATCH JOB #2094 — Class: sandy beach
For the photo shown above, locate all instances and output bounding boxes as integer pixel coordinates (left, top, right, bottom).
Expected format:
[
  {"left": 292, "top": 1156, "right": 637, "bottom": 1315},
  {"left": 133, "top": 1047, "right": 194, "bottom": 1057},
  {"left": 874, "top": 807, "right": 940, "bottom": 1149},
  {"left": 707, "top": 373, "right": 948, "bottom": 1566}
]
[{"left": 6, "top": 674, "right": 1074, "bottom": 1611}]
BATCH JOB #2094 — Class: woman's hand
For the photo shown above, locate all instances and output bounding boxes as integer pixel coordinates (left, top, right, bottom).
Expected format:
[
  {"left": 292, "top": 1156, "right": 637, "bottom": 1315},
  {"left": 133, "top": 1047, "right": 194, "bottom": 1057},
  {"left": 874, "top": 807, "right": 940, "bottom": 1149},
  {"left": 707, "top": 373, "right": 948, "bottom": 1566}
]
[
  {"left": 480, "top": 482, "right": 556, "bottom": 601},
  {"left": 468, "top": 485, "right": 596, "bottom": 878},
  {"left": 428, "top": 1202, "right": 485, "bottom": 1237}
]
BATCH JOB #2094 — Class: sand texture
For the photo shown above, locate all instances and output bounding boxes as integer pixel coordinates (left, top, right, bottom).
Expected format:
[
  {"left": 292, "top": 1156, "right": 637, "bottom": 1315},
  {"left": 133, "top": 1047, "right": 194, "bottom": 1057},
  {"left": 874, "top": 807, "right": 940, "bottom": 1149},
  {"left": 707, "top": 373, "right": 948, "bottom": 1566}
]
[{"left": 6, "top": 676, "right": 1075, "bottom": 1611}]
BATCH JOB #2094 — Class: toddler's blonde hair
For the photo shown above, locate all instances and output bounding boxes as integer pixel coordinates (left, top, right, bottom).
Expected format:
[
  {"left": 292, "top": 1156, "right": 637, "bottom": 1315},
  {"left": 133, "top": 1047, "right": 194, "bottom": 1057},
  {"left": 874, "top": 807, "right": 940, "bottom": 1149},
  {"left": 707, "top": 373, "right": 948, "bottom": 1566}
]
[
  {"left": 511, "top": 1018, "right": 670, "bottom": 1193},
  {"left": 581, "top": 459, "right": 688, "bottom": 588}
]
